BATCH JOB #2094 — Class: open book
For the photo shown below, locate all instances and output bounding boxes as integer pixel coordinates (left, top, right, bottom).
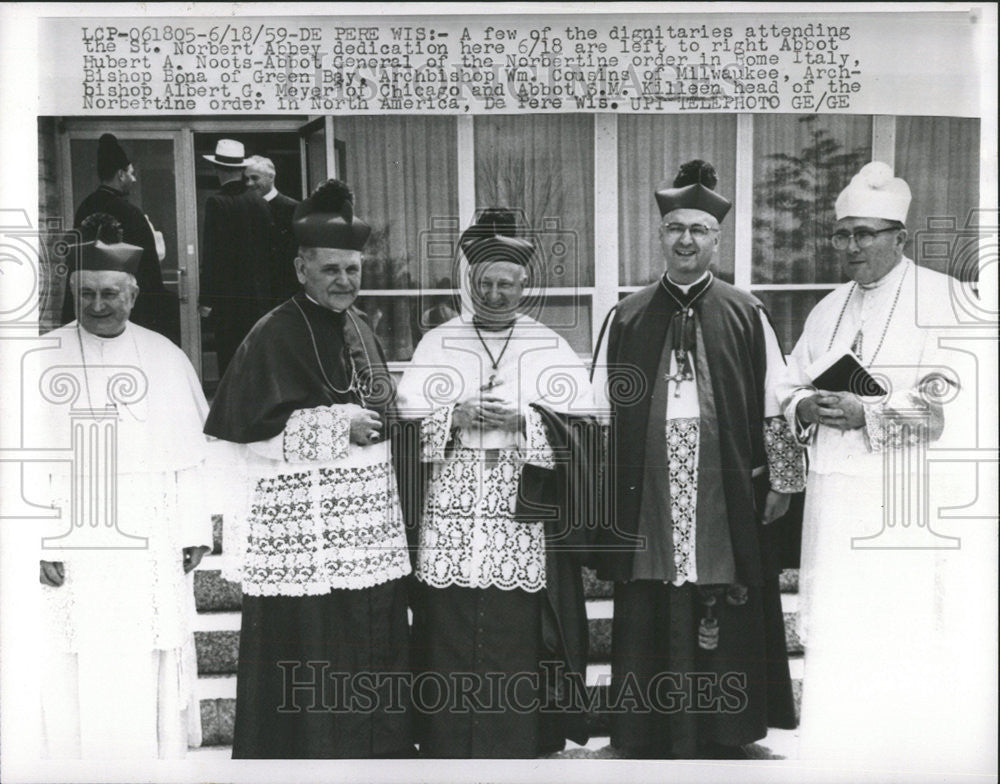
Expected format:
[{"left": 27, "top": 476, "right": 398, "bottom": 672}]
[{"left": 805, "top": 348, "right": 887, "bottom": 397}]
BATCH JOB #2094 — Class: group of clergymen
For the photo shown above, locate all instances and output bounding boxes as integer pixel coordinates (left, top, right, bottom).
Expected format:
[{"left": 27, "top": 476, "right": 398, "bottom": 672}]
[{"left": 37, "top": 143, "right": 971, "bottom": 764}]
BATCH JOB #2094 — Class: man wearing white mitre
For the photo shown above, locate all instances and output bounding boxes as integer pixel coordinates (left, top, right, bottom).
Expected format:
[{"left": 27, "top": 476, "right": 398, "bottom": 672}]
[
  {"left": 396, "top": 208, "right": 596, "bottom": 757},
  {"left": 778, "top": 161, "right": 990, "bottom": 768},
  {"left": 29, "top": 239, "right": 213, "bottom": 759}
]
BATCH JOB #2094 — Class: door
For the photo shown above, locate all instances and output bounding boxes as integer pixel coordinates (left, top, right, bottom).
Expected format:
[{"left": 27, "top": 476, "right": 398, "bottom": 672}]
[
  {"left": 62, "top": 131, "right": 191, "bottom": 355},
  {"left": 192, "top": 129, "right": 306, "bottom": 393},
  {"left": 299, "top": 117, "right": 345, "bottom": 195}
]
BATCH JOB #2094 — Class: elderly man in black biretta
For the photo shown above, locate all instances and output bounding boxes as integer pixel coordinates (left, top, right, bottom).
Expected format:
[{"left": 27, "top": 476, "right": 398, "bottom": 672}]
[
  {"left": 36, "top": 232, "right": 213, "bottom": 759},
  {"left": 204, "top": 179, "right": 413, "bottom": 759},
  {"left": 396, "top": 207, "right": 597, "bottom": 758}
]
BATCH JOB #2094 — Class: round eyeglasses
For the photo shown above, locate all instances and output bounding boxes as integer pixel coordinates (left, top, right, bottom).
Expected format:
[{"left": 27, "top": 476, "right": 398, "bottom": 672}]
[
  {"left": 662, "top": 222, "right": 719, "bottom": 240},
  {"left": 830, "top": 226, "right": 899, "bottom": 250}
]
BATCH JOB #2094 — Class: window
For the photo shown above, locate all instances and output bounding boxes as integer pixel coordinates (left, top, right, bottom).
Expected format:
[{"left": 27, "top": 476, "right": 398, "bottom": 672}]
[
  {"left": 895, "top": 116, "right": 981, "bottom": 281},
  {"left": 750, "top": 114, "right": 873, "bottom": 348},
  {"left": 618, "top": 114, "right": 737, "bottom": 287},
  {"left": 474, "top": 114, "right": 595, "bottom": 353},
  {"left": 338, "top": 116, "right": 459, "bottom": 361},
  {"left": 48, "top": 114, "right": 983, "bottom": 370}
]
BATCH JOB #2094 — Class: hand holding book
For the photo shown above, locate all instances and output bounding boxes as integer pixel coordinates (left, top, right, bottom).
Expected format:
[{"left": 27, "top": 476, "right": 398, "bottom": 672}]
[
  {"left": 805, "top": 348, "right": 887, "bottom": 397},
  {"left": 796, "top": 391, "right": 865, "bottom": 431}
]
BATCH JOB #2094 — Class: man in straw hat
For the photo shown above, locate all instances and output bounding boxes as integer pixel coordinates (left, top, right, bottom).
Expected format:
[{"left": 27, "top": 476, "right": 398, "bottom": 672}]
[
  {"left": 591, "top": 160, "right": 804, "bottom": 759},
  {"left": 31, "top": 238, "right": 213, "bottom": 758},
  {"left": 200, "top": 138, "right": 275, "bottom": 375},
  {"left": 68, "top": 133, "right": 176, "bottom": 341},
  {"left": 777, "top": 162, "right": 982, "bottom": 767},
  {"left": 396, "top": 208, "right": 596, "bottom": 757},
  {"left": 204, "top": 179, "right": 413, "bottom": 759}
]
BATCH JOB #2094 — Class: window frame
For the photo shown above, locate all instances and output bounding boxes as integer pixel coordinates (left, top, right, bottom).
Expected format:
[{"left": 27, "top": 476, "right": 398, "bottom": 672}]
[
  {"left": 361, "top": 113, "right": 950, "bottom": 371},
  {"left": 612, "top": 113, "right": 898, "bottom": 355}
]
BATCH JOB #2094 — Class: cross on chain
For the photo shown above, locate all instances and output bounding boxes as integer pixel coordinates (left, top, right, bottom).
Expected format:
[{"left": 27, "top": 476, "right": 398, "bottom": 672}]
[
  {"left": 480, "top": 374, "right": 505, "bottom": 392},
  {"left": 664, "top": 350, "right": 695, "bottom": 397}
]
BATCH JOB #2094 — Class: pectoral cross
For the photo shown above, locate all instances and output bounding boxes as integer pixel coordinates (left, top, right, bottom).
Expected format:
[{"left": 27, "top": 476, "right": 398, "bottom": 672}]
[
  {"left": 664, "top": 350, "right": 695, "bottom": 397},
  {"left": 480, "top": 374, "right": 505, "bottom": 392},
  {"left": 663, "top": 305, "right": 697, "bottom": 397}
]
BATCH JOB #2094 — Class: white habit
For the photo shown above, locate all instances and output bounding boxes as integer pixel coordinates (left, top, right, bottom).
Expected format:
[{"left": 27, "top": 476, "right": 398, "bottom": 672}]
[
  {"left": 778, "top": 258, "right": 987, "bottom": 768},
  {"left": 27, "top": 321, "right": 213, "bottom": 759}
]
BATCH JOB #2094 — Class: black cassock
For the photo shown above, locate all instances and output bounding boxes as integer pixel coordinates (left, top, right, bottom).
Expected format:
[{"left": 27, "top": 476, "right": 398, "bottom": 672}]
[
  {"left": 205, "top": 293, "right": 413, "bottom": 759},
  {"left": 201, "top": 180, "right": 275, "bottom": 374},
  {"left": 597, "top": 275, "right": 796, "bottom": 758},
  {"left": 264, "top": 191, "right": 302, "bottom": 306}
]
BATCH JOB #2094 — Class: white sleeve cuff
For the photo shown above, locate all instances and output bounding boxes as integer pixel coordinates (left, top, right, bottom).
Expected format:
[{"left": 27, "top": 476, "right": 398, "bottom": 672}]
[
  {"left": 787, "top": 389, "right": 817, "bottom": 445},
  {"left": 282, "top": 405, "right": 353, "bottom": 462},
  {"left": 520, "top": 406, "right": 556, "bottom": 469},
  {"left": 763, "top": 416, "right": 807, "bottom": 493},
  {"left": 420, "top": 404, "right": 455, "bottom": 462}
]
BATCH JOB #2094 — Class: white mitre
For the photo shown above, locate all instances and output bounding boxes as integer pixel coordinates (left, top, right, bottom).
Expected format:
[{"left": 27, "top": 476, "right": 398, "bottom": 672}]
[{"left": 835, "top": 161, "right": 912, "bottom": 223}]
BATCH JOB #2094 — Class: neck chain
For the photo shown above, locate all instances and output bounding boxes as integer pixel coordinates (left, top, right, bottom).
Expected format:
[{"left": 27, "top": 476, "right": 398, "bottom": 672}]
[
  {"left": 660, "top": 273, "right": 712, "bottom": 396},
  {"left": 474, "top": 320, "right": 516, "bottom": 392},
  {"left": 293, "top": 298, "right": 373, "bottom": 406},
  {"left": 75, "top": 324, "right": 145, "bottom": 421},
  {"left": 826, "top": 262, "right": 908, "bottom": 366}
]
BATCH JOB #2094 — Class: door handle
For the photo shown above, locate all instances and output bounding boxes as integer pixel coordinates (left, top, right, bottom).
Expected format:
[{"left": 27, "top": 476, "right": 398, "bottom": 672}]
[{"left": 177, "top": 266, "right": 188, "bottom": 303}]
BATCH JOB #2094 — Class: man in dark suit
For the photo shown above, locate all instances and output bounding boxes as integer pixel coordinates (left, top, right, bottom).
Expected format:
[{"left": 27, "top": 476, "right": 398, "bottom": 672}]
[
  {"left": 199, "top": 139, "right": 275, "bottom": 375},
  {"left": 68, "top": 133, "right": 178, "bottom": 343},
  {"left": 245, "top": 155, "right": 300, "bottom": 305}
]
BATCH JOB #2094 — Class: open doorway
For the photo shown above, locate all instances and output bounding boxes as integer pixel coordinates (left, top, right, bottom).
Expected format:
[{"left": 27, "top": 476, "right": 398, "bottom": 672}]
[{"left": 193, "top": 131, "right": 303, "bottom": 395}]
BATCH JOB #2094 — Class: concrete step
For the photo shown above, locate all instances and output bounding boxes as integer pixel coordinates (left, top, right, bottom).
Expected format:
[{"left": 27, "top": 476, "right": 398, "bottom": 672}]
[
  {"left": 192, "top": 599, "right": 803, "bottom": 746},
  {"left": 192, "top": 727, "right": 802, "bottom": 759},
  {"left": 211, "top": 515, "right": 223, "bottom": 553},
  {"left": 582, "top": 567, "right": 613, "bottom": 599},
  {"left": 194, "top": 567, "right": 241, "bottom": 613},
  {"left": 194, "top": 563, "right": 800, "bottom": 611},
  {"left": 193, "top": 565, "right": 616, "bottom": 612},
  {"left": 198, "top": 696, "right": 236, "bottom": 748},
  {"left": 194, "top": 522, "right": 804, "bottom": 751}
]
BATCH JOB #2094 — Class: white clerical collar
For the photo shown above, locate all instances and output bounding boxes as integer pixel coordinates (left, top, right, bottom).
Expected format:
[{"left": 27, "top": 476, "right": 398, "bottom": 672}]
[
  {"left": 76, "top": 321, "right": 130, "bottom": 342},
  {"left": 666, "top": 271, "right": 710, "bottom": 295},
  {"left": 859, "top": 256, "right": 909, "bottom": 291},
  {"left": 263, "top": 187, "right": 278, "bottom": 202}
]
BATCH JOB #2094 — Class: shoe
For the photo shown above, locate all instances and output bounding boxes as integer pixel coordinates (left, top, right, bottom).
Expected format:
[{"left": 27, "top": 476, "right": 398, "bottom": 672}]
[{"left": 698, "top": 742, "right": 751, "bottom": 759}]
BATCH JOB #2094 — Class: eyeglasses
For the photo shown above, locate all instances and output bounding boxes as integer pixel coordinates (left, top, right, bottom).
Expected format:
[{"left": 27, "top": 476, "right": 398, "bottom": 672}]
[
  {"left": 830, "top": 227, "right": 899, "bottom": 250},
  {"left": 662, "top": 223, "right": 719, "bottom": 240}
]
